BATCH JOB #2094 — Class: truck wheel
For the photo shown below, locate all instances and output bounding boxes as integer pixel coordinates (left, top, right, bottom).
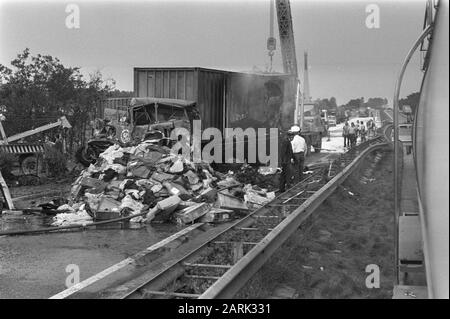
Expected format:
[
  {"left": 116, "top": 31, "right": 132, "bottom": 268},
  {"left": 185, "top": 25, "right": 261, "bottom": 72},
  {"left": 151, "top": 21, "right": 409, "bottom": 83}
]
[
  {"left": 75, "top": 146, "right": 96, "bottom": 167},
  {"left": 20, "top": 155, "right": 43, "bottom": 176}
]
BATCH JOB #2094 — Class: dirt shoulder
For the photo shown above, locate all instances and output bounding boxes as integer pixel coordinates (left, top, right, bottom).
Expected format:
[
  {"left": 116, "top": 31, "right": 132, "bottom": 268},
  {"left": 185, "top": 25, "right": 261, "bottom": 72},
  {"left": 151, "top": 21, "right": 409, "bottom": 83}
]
[
  {"left": 237, "top": 149, "right": 395, "bottom": 299},
  {"left": 8, "top": 180, "right": 72, "bottom": 209}
]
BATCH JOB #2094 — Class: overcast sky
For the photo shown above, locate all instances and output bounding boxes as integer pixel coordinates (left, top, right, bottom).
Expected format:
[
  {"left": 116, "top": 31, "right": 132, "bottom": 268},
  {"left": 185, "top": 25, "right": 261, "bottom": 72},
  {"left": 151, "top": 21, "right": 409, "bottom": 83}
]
[{"left": 0, "top": 0, "right": 429, "bottom": 105}]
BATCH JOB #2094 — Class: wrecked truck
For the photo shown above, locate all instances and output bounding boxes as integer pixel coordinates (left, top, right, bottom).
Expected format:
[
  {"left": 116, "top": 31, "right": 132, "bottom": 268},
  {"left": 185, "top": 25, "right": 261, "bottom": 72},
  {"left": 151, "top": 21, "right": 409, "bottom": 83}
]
[
  {"left": 91, "top": 68, "right": 323, "bottom": 166},
  {"left": 77, "top": 97, "right": 200, "bottom": 166}
]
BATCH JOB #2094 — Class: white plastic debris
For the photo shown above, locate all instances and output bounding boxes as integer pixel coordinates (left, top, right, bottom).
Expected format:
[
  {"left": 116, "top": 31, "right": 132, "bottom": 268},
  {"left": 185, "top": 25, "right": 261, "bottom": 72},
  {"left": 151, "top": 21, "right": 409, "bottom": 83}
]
[
  {"left": 150, "top": 183, "right": 163, "bottom": 193},
  {"left": 56, "top": 204, "right": 75, "bottom": 213},
  {"left": 169, "top": 158, "right": 184, "bottom": 173},
  {"left": 105, "top": 163, "right": 127, "bottom": 174},
  {"left": 52, "top": 208, "right": 93, "bottom": 227},
  {"left": 257, "top": 166, "right": 278, "bottom": 175},
  {"left": 99, "top": 144, "right": 124, "bottom": 164},
  {"left": 125, "top": 189, "right": 141, "bottom": 200},
  {"left": 120, "top": 195, "right": 144, "bottom": 214}
]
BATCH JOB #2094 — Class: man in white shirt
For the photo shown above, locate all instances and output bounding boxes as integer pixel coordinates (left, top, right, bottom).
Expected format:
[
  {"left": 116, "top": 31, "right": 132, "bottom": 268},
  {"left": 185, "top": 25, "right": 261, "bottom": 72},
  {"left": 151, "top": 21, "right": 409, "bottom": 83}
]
[{"left": 289, "top": 125, "right": 307, "bottom": 183}]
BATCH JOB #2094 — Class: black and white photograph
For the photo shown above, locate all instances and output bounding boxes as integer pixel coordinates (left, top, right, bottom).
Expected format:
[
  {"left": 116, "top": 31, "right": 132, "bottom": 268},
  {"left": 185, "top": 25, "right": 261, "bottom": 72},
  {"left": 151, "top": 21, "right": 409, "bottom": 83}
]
[{"left": 0, "top": 0, "right": 448, "bottom": 304}]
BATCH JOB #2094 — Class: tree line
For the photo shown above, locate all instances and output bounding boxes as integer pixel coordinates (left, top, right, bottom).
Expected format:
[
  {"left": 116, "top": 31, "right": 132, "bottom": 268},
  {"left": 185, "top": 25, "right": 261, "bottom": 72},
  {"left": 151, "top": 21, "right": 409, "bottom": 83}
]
[{"left": 0, "top": 49, "right": 135, "bottom": 154}]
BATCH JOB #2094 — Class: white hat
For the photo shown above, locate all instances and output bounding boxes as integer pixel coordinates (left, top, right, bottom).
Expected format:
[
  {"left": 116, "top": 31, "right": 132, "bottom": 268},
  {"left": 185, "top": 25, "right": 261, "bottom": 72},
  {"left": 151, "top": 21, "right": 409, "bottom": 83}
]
[{"left": 289, "top": 125, "right": 301, "bottom": 133}]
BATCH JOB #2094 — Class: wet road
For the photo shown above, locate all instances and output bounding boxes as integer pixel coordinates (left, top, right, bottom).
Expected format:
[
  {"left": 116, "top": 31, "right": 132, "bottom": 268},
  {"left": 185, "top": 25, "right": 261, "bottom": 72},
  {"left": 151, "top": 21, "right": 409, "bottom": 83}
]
[{"left": 0, "top": 214, "right": 179, "bottom": 299}]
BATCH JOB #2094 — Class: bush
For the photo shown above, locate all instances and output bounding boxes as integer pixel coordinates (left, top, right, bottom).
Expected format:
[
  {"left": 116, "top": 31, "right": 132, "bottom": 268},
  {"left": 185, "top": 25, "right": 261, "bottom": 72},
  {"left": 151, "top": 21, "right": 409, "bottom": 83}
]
[{"left": 43, "top": 146, "right": 67, "bottom": 177}]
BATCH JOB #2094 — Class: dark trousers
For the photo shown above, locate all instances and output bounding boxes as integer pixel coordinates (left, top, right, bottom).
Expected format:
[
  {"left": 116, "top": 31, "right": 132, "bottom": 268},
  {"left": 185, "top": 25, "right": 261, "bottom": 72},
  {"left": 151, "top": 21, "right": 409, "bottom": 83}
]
[
  {"left": 279, "top": 163, "right": 291, "bottom": 193},
  {"left": 361, "top": 134, "right": 366, "bottom": 143},
  {"left": 349, "top": 134, "right": 356, "bottom": 147},
  {"left": 293, "top": 152, "right": 305, "bottom": 183},
  {"left": 343, "top": 135, "right": 349, "bottom": 147}
]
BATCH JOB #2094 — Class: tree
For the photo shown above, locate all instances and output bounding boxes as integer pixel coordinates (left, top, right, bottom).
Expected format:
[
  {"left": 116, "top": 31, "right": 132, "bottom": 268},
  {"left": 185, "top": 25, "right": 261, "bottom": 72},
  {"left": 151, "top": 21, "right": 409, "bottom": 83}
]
[
  {"left": 365, "top": 97, "right": 388, "bottom": 109},
  {"left": 399, "top": 92, "right": 420, "bottom": 114},
  {"left": 329, "top": 97, "right": 337, "bottom": 109},
  {"left": 314, "top": 97, "right": 338, "bottom": 111},
  {"left": 0, "top": 48, "right": 114, "bottom": 152},
  {"left": 108, "top": 89, "right": 134, "bottom": 98},
  {"left": 345, "top": 97, "right": 364, "bottom": 109}
]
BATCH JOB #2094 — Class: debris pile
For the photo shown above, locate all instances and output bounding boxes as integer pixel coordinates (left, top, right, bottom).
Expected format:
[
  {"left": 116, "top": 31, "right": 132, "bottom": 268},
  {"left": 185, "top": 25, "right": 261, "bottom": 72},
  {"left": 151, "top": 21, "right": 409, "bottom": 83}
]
[{"left": 52, "top": 142, "right": 275, "bottom": 227}]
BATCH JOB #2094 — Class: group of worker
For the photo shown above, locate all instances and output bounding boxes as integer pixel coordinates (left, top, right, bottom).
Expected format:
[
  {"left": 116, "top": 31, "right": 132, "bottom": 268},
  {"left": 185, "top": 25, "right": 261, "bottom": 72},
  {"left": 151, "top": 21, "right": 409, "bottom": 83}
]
[
  {"left": 279, "top": 125, "right": 307, "bottom": 193},
  {"left": 342, "top": 119, "right": 375, "bottom": 148}
]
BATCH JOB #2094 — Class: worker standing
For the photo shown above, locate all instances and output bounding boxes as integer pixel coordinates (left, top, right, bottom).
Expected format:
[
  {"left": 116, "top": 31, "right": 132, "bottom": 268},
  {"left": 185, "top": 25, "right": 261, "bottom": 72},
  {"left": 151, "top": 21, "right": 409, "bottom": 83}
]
[
  {"left": 355, "top": 120, "right": 361, "bottom": 143},
  {"left": 342, "top": 121, "right": 350, "bottom": 148},
  {"left": 360, "top": 122, "right": 367, "bottom": 142},
  {"left": 289, "top": 125, "right": 307, "bottom": 183},
  {"left": 278, "top": 130, "right": 294, "bottom": 193},
  {"left": 348, "top": 122, "right": 357, "bottom": 147}
]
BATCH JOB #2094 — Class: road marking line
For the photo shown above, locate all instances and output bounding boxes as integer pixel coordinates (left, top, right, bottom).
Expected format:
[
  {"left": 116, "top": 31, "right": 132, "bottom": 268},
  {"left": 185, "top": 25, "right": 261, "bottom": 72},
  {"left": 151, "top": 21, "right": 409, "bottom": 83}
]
[{"left": 49, "top": 223, "right": 203, "bottom": 299}]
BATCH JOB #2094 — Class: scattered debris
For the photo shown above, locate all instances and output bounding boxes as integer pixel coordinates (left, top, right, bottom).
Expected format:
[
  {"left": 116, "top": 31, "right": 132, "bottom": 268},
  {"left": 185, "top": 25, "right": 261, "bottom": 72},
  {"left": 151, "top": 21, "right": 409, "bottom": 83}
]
[
  {"left": 199, "top": 208, "right": 233, "bottom": 223},
  {"left": 51, "top": 141, "right": 276, "bottom": 227},
  {"left": 257, "top": 166, "right": 278, "bottom": 176},
  {"left": 175, "top": 202, "right": 211, "bottom": 225}
]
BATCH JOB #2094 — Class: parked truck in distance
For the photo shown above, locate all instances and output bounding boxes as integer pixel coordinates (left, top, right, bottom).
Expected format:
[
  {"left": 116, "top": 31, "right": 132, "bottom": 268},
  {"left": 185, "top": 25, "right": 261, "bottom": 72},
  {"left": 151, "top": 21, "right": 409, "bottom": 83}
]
[{"left": 300, "top": 102, "right": 326, "bottom": 153}]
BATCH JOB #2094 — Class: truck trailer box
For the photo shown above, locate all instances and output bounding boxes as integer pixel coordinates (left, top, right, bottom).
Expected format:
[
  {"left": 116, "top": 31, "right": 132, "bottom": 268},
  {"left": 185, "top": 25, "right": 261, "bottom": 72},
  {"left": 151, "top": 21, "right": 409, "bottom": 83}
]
[
  {"left": 133, "top": 67, "right": 227, "bottom": 132},
  {"left": 132, "top": 67, "right": 297, "bottom": 133}
]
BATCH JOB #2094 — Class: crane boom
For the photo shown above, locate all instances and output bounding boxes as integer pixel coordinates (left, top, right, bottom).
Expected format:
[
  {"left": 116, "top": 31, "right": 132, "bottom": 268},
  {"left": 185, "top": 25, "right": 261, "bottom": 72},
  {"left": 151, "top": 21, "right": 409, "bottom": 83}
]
[
  {"left": 275, "top": 0, "right": 298, "bottom": 77},
  {"left": 0, "top": 116, "right": 72, "bottom": 144}
]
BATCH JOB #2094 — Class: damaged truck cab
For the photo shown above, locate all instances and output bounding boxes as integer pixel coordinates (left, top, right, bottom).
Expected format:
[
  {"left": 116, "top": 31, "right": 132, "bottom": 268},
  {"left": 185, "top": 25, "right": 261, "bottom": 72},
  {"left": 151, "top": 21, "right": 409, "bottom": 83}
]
[
  {"left": 78, "top": 98, "right": 200, "bottom": 167},
  {"left": 115, "top": 97, "right": 200, "bottom": 146}
]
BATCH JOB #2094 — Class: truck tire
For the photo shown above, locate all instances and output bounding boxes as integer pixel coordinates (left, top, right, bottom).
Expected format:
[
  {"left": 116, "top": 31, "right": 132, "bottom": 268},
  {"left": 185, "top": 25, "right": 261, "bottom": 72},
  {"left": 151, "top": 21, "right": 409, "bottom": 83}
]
[
  {"left": 75, "top": 146, "right": 96, "bottom": 167},
  {"left": 20, "top": 155, "right": 43, "bottom": 176}
]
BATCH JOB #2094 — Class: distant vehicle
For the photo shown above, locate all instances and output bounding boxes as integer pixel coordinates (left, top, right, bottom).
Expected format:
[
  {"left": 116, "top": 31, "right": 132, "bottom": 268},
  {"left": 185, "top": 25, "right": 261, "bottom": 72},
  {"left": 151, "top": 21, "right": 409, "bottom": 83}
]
[
  {"left": 320, "top": 109, "right": 328, "bottom": 122},
  {"left": 402, "top": 105, "right": 414, "bottom": 123},
  {"left": 327, "top": 115, "right": 337, "bottom": 126},
  {"left": 301, "top": 102, "right": 327, "bottom": 153}
]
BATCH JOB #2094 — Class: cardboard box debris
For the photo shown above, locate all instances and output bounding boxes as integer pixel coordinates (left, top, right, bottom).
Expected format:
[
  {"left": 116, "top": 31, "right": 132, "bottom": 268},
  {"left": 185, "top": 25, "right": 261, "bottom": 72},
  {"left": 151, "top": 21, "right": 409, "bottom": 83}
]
[
  {"left": 151, "top": 172, "right": 175, "bottom": 182},
  {"left": 80, "top": 176, "right": 107, "bottom": 192},
  {"left": 199, "top": 208, "right": 233, "bottom": 223},
  {"left": 175, "top": 202, "right": 211, "bottom": 225},
  {"left": 149, "top": 195, "right": 182, "bottom": 223},
  {"left": 216, "top": 193, "right": 248, "bottom": 211},
  {"left": 55, "top": 140, "right": 277, "bottom": 227}
]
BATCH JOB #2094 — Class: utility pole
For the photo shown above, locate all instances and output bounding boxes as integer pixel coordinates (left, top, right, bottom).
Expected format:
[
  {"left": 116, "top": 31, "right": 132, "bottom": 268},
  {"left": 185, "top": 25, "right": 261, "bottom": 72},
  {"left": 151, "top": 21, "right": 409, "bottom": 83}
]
[{"left": 303, "top": 51, "right": 311, "bottom": 103}]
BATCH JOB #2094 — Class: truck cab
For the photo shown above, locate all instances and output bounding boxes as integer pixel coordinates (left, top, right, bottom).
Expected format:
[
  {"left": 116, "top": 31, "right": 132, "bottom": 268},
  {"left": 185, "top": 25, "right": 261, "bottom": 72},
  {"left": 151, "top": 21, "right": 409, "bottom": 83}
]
[
  {"left": 112, "top": 97, "right": 200, "bottom": 146},
  {"left": 328, "top": 115, "right": 337, "bottom": 126}
]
